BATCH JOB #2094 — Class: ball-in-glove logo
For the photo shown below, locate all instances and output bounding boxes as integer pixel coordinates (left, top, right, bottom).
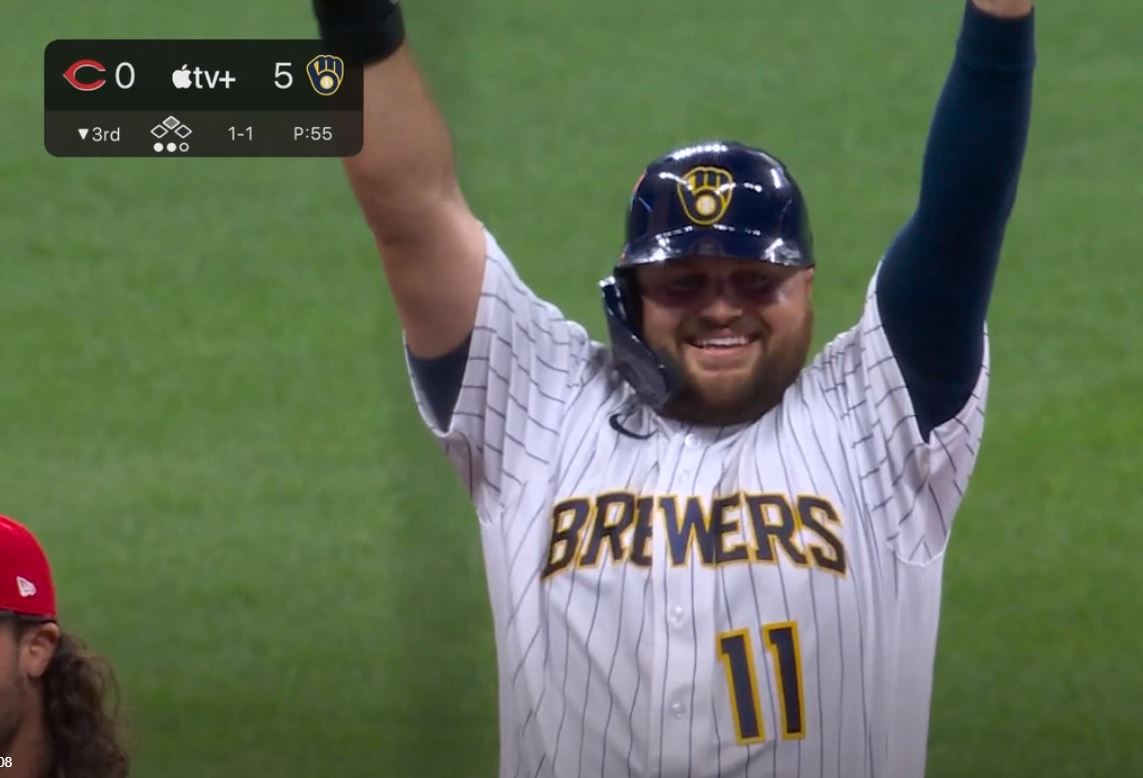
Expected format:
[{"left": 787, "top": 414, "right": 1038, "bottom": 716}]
[
  {"left": 677, "top": 166, "right": 735, "bottom": 226},
  {"left": 307, "top": 54, "right": 345, "bottom": 96}
]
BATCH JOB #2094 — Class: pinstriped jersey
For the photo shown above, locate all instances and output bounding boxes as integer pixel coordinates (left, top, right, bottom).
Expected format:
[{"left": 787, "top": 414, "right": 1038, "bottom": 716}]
[{"left": 405, "top": 229, "right": 988, "bottom": 778}]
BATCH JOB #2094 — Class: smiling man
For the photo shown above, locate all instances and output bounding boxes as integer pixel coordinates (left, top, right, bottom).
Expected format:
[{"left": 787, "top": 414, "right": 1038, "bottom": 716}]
[
  {"left": 611, "top": 152, "right": 819, "bottom": 428},
  {"left": 637, "top": 255, "right": 811, "bottom": 424},
  {"left": 313, "top": 0, "right": 1035, "bottom": 774}
]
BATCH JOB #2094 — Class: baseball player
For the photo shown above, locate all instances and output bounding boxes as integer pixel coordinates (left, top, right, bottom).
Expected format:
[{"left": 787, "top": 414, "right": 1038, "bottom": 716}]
[
  {"left": 0, "top": 516, "right": 128, "bottom": 778},
  {"left": 313, "top": 0, "right": 1035, "bottom": 774}
]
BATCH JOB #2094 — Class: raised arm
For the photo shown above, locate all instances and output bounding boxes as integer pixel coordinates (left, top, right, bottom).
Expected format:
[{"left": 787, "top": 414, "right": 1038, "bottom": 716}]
[
  {"left": 876, "top": 0, "right": 1035, "bottom": 437},
  {"left": 314, "top": 1, "right": 486, "bottom": 358}
]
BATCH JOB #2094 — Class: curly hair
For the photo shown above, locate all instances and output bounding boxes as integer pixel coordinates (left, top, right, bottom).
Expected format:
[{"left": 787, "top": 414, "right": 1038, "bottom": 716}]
[{"left": 16, "top": 620, "right": 129, "bottom": 778}]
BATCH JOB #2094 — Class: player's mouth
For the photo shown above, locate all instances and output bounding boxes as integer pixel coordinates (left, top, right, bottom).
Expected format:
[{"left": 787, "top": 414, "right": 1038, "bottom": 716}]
[
  {"left": 682, "top": 334, "right": 760, "bottom": 367},
  {"left": 687, "top": 335, "right": 756, "bottom": 349}
]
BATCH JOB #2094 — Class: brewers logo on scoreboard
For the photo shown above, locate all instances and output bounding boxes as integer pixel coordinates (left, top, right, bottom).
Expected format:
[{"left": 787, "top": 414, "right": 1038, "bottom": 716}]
[{"left": 306, "top": 54, "right": 345, "bottom": 96}]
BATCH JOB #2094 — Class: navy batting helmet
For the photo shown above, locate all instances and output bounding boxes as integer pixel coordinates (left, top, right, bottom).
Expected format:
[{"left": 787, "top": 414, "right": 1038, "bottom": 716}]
[{"left": 600, "top": 140, "right": 814, "bottom": 409}]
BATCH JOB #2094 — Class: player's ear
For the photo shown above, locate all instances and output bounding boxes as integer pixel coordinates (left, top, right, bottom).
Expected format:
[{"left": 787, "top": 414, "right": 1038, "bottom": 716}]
[
  {"left": 19, "top": 621, "right": 60, "bottom": 679},
  {"left": 803, "top": 267, "right": 815, "bottom": 299}
]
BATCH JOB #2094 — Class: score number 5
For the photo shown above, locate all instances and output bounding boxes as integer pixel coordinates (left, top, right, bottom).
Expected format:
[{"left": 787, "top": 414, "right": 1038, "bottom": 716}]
[
  {"left": 274, "top": 62, "right": 293, "bottom": 89},
  {"left": 717, "top": 621, "right": 806, "bottom": 744}
]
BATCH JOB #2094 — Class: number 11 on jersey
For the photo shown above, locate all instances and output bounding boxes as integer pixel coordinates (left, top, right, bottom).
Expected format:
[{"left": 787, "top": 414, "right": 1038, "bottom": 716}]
[{"left": 717, "top": 621, "right": 806, "bottom": 744}]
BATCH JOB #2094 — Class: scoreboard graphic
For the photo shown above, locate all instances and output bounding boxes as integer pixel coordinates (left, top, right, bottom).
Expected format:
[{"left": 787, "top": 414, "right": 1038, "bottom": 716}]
[{"left": 45, "top": 40, "right": 364, "bottom": 157}]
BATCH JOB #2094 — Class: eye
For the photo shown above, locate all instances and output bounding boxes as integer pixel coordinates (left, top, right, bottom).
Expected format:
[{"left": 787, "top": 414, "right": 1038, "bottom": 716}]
[
  {"left": 639, "top": 271, "right": 711, "bottom": 307},
  {"left": 664, "top": 273, "right": 706, "bottom": 294},
  {"left": 733, "top": 272, "right": 775, "bottom": 293}
]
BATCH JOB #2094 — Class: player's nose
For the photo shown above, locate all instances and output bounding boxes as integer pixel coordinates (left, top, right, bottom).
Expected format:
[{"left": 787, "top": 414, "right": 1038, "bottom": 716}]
[{"left": 697, "top": 285, "right": 745, "bottom": 322}]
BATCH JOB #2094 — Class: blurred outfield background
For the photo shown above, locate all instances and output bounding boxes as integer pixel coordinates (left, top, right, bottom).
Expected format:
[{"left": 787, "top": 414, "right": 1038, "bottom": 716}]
[{"left": 2, "top": 1, "right": 1140, "bottom": 776}]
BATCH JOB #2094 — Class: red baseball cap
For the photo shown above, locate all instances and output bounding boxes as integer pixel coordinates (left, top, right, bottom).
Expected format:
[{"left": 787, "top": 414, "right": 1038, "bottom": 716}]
[{"left": 0, "top": 515, "right": 58, "bottom": 619}]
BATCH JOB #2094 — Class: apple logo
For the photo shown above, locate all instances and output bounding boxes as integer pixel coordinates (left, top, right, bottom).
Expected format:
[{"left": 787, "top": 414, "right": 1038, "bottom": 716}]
[{"left": 171, "top": 65, "right": 192, "bottom": 89}]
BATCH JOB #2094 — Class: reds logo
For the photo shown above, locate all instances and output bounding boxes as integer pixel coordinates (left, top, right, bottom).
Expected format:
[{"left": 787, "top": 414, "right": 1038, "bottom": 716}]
[
  {"left": 62, "top": 59, "right": 107, "bottom": 91},
  {"left": 677, "top": 165, "right": 734, "bottom": 226}
]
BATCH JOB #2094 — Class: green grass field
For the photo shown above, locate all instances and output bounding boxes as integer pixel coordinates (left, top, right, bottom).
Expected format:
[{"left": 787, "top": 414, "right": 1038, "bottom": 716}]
[{"left": 3, "top": 1, "right": 1140, "bottom": 776}]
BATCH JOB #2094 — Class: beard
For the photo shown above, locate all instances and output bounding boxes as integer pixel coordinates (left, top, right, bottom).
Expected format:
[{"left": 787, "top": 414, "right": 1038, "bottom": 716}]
[
  {"left": 0, "top": 670, "right": 28, "bottom": 755},
  {"left": 659, "top": 311, "right": 814, "bottom": 426}
]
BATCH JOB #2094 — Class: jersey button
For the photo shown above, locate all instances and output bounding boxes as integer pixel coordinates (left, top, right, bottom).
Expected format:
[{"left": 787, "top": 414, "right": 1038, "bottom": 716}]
[
  {"left": 684, "top": 433, "right": 700, "bottom": 448},
  {"left": 669, "top": 698, "right": 687, "bottom": 719},
  {"left": 669, "top": 605, "right": 686, "bottom": 628}
]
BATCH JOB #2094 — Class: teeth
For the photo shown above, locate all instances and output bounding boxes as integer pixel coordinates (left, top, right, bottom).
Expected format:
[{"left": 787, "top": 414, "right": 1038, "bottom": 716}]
[{"left": 694, "top": 336, "right": 749, "bottom": 348}]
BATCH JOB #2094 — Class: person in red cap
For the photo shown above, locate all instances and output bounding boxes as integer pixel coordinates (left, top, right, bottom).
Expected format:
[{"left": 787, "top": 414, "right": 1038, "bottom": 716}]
[{"left": 0, "top": 515, "right": 128, "bottom": 778}]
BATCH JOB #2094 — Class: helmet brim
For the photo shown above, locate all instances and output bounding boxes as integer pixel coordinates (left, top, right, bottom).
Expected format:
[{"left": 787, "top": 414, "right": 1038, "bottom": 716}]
[{"left": 620, "top": 225, "right": 812, "bottom": 270}]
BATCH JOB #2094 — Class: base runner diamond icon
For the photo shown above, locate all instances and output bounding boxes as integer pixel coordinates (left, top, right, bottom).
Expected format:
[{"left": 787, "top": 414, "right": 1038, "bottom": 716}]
[{"left": 150, "top": 116, "right": 193, "bottom": 150}]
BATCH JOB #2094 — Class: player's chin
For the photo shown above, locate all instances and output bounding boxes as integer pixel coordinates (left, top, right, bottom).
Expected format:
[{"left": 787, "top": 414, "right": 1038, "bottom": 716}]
[
  {"left": 676, "top": 375, "right": 766, "bottom": 425},
  {"left": 693, "top": 373, "right": 758, "bottom": 407},
  {"left": 685, "top": 359, "right": 764, "bottom": 404}
]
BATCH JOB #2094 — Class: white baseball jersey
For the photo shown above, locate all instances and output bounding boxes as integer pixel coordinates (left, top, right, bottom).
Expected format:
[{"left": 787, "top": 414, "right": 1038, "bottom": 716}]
[{"left": 405, "top": 230, "right": 988, "bottom": 778}]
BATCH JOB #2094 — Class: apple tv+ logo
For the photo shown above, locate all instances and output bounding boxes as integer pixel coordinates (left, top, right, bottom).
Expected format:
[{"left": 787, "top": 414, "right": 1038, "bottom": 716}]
[{"left": 171, "top": 64, "right": 237, "bottom": 89}]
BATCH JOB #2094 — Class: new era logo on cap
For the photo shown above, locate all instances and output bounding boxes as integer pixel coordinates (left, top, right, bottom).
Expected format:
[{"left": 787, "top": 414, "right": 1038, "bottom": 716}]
[{"left": 16, "top": 576, "right": 37, "bottom": 598}]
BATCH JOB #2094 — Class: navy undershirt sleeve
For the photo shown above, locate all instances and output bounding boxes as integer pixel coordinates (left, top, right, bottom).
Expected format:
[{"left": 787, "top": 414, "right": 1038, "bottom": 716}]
[
  {"left": 408, "top": 335, "right": 471, "bottom": 429},
  {"left": 876, "top": 2, "right": 1035, "bottom": 439}
]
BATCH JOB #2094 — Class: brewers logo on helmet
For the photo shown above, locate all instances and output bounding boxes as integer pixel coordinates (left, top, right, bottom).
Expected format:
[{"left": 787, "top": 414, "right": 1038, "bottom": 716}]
[{"left": 677, "top": 166, "right": 734, "bottom": 225}]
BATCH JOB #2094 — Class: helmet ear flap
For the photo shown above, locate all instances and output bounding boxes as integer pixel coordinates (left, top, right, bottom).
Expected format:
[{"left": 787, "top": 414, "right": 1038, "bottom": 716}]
[
  {"left": 614, "top": 269, "right": 642, "bottom": 336},
  {"left": 599, "top": 274, "right": 676, "bottom": 410}
]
